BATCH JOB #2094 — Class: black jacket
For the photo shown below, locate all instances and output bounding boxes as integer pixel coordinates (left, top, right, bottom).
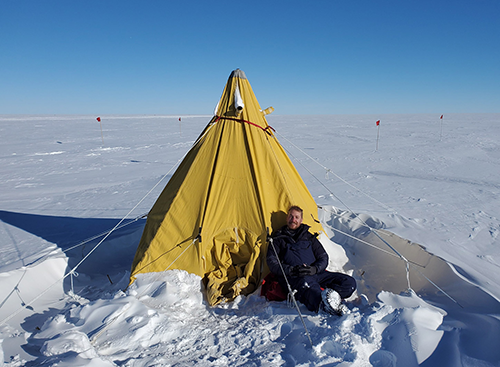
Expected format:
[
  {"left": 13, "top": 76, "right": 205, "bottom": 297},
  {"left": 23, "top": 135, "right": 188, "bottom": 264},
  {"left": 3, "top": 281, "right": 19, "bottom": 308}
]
[{"left": 267, "top": 223, "right": 328, "bottom": 277}]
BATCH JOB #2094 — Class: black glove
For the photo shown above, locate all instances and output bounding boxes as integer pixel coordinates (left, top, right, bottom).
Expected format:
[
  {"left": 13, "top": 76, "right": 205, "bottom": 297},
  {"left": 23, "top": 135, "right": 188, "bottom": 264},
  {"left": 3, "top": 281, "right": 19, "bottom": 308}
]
[
  {"left": 289, "top": 265, "right": 301, "bottom": 277},
  {"left": 297, "top": 265, "right": 317, "bottom": 277}
]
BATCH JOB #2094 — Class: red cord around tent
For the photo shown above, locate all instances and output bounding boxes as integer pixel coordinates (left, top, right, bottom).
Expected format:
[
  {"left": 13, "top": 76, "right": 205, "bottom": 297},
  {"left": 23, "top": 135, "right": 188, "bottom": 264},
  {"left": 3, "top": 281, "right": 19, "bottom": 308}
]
[{"left": 214, "top": 116, "right": 275, "bottom": 135}]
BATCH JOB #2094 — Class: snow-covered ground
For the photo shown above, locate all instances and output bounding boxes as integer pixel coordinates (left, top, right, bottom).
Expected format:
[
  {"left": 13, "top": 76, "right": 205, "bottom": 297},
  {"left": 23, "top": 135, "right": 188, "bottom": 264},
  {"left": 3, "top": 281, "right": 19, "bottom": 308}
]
[{"left": 1, "top": 113, "right": 499, "bottom": 366}]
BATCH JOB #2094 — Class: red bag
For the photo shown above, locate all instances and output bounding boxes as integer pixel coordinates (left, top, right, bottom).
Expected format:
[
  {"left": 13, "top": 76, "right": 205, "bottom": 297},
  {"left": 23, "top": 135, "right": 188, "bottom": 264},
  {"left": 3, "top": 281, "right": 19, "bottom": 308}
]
[{"left": 260, "top": 273, "right": 287, "bottom": 302}]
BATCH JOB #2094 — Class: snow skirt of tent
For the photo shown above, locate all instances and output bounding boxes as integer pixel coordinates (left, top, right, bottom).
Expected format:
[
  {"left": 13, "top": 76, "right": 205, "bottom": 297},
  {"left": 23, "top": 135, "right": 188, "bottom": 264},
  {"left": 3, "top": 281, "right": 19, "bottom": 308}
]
[{"left": 205, "top": 227, "right": 266, "bottom": 305}]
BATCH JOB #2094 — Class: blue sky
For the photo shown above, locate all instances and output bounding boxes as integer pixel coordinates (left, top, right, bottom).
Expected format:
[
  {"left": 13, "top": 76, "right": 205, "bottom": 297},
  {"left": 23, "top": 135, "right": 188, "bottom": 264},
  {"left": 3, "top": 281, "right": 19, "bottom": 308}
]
[{"left": 1, "top": 0, "right": 499, "bottom": 115}]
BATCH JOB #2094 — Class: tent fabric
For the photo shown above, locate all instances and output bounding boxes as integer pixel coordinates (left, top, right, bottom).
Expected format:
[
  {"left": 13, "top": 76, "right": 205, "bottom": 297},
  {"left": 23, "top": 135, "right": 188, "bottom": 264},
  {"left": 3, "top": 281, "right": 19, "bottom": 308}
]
[{"left": 130, "top": 69, "right": 324, "bottom": 306}]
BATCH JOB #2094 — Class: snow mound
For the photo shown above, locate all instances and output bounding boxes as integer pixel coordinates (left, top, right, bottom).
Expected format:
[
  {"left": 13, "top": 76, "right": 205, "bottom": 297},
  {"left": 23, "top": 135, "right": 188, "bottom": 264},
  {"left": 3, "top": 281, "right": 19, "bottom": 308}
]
[{"left": 13, "top": 269, "right": 453, "bottom": 366}]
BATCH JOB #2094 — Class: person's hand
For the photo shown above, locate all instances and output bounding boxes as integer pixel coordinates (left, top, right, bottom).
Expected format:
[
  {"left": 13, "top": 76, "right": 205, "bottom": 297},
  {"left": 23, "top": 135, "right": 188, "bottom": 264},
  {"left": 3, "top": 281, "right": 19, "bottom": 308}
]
[
  {"left": 289, "top": 265, "right": 301, "bottom": 277},
  {"left": 297, "top": 265, "right": 317, "bottom": 277}
]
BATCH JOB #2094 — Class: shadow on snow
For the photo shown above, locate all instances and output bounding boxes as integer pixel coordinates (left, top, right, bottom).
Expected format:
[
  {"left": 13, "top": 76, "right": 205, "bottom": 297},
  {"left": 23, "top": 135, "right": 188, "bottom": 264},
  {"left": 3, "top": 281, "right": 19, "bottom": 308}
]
[{"left": 0, "top": 209, "right": 145, "bottom": 289}]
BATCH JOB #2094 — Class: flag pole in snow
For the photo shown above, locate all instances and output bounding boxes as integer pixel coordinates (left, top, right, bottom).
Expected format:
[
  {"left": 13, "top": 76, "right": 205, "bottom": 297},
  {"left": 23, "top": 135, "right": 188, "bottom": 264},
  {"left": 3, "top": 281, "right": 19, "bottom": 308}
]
[
  {"left": 439, "top": 115, "right": 444, "bottom": 141},
  {"left": 96, "top": 117, "right": 104, "bottom": 146},
  {"left": 179, "top": 117, "right": 182, "bottom": 136},
  {"left": 375, "top": 120, "right": 380, "bottom": 151}
]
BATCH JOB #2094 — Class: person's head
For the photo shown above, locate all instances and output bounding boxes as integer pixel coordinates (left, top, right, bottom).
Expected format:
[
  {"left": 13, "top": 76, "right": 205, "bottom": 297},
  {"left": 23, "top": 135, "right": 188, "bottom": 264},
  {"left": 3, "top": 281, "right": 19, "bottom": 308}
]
[{"left": 286, "top": 205, "right": 303, "bottom": 230}]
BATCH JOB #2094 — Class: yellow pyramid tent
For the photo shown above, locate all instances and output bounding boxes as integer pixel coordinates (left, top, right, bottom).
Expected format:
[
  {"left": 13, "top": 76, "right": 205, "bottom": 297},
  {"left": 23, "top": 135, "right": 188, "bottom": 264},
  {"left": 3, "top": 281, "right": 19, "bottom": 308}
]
[{"left": 130, "top": 69, "right": 324, "bottom": 305}]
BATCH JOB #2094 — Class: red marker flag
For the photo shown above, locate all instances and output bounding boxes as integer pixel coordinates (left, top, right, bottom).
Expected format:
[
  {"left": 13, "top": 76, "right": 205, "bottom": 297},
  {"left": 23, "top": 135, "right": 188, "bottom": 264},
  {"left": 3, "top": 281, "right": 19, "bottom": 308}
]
[
  {"left": 96, "top": 117, "right": 104, "bottom": 145},
  {"left": 179, "top": 117, "right": 181, "bottom": 122},
  {"left": 375, "top": 120, "right": 381, "bottom": 150},
  {"left": 439, "top": 115, "right": 444, "bottom": 140}
]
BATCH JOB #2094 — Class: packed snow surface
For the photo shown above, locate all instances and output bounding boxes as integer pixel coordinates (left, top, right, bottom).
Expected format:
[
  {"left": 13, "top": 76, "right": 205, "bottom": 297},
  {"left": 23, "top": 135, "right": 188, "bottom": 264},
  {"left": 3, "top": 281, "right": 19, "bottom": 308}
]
[{"left": 1, "top": 114, "right": 500, "bottom": 366}]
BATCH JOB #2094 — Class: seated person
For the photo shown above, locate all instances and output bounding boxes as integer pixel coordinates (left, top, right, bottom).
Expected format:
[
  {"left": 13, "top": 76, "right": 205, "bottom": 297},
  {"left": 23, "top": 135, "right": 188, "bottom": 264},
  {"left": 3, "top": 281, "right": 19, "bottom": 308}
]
[{"left": 266, "top": 205, "right": 356, "bottom": 315}]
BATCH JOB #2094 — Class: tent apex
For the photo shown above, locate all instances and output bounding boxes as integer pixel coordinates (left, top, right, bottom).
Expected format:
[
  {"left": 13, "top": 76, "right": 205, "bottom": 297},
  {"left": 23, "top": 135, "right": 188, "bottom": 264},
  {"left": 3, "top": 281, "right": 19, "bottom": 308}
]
[{"left": 230, "top": 69, "right": 247, "bottom": 80}]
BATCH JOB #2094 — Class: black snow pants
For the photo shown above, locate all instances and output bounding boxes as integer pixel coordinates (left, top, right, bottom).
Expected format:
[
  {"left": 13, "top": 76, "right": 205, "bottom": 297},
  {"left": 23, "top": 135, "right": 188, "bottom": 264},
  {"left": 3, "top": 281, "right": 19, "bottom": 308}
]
[{"left": 280, "top": 271, "right": 356, "bottom": 312}]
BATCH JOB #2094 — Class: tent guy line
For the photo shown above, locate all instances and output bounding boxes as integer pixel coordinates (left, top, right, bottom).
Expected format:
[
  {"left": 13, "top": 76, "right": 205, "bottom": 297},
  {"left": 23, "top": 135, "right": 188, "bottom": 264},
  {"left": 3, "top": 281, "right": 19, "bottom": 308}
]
[
  {"left": 0, "top": 134, "right": 194, "bottom": 327},
  {"left": 0, "top": 114, "right": 462, "bottom": 326},
  {"left": 0, "top": 70, "right": 464, "bottom": 334},
  {"left": 86, "top": 120, "right": 218, "bottom": 301},
  {"left": 320, "top": 218, "right": 419, "bottom": 264},
  {"left": 61, "top": 213, "right": 147, "bottom": 255},
  {"left": 0, "top": 113, "right": 241, "bottom": 326},
  {"left": 276, "top": 129, "right": 462, "bottom": 306},
  {"left": 277, "top": 129, "right": 396, "bottom": 214},
  {"left": 277, "top": 130, "right": 415, "bottom": 272},
  {"left": 0, "top": 110, "right": 464, "bottom": 327}
]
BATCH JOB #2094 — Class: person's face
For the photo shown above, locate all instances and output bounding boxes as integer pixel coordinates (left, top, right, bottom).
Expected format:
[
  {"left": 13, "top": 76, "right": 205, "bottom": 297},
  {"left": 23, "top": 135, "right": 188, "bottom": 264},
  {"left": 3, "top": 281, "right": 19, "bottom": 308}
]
[{"left": 287, "top": 209, "right": 303, "bottom": 230}]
